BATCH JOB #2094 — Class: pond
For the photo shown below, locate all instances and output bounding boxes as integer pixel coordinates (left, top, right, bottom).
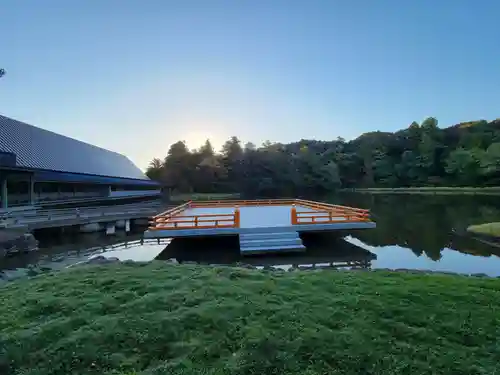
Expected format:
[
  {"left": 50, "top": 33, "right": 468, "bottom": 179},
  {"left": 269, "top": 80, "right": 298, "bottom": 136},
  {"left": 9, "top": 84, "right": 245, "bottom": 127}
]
[
  {"left": 2, "top": 193, "right": 500, "bottom": 280},
  {"left": 335, "top": 193, "right": 500, "bottom": 276}
]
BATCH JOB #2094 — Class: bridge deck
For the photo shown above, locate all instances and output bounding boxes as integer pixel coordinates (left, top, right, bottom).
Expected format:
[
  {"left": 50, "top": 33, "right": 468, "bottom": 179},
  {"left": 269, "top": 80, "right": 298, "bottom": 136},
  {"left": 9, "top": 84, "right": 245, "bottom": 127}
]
[{"left": 144, "top": 199, "right": 375, "bottom": 238}]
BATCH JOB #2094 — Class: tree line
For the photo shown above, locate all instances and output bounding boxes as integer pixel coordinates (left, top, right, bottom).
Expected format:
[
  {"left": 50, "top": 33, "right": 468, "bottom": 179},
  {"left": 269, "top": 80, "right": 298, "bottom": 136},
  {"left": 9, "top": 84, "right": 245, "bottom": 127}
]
[{"left": 146, "top": 117, "right": 500, "bottom": 196}]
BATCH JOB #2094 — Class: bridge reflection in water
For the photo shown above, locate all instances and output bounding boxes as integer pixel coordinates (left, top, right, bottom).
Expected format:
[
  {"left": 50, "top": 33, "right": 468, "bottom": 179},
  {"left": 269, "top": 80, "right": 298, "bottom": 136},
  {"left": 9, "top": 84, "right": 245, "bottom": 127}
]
[
  {"left": 156, "top": 231, "right": 376, "bottom": 271},
  {"left": 0, "top": 231, "right": 375, "bottom": 283}
]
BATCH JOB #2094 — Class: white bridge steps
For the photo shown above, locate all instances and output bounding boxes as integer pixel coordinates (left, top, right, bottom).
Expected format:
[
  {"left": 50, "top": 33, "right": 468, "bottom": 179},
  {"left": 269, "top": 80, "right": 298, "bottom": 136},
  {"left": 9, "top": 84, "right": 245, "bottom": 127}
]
[{"left": 239, "top": 231, "right": 305, "bottom": 255}]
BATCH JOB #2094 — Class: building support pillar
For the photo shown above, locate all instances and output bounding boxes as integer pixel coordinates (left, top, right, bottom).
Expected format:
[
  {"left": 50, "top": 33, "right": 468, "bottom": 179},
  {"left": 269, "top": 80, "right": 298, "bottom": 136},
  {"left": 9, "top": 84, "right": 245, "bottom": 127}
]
[
  {"left": 106, "top": 222, "right": 116, "bottom": 235},
  {"left": 1, "top": 177, "right": 7, "bottom": 209},
  {"left": 29, "top": 176, "right": 35, "bottom": 205}
]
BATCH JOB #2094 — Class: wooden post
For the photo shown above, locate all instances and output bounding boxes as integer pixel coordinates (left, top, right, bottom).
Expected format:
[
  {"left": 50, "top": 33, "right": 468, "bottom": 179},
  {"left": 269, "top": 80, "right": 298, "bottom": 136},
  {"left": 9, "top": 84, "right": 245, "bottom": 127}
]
[
  {"left": 234, "top": 206, "right": 240, "bottom": 228},
  {"left": 291, "top": 204, "right": 297, "bottom": 225}
]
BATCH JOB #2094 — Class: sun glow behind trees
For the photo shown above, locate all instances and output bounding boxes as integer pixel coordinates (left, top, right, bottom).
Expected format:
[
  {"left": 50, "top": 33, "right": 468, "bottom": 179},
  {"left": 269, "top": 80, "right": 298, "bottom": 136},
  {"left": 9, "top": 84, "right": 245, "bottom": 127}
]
[{"left": 147, "top": 117, "right": 500, "bottom": 196}]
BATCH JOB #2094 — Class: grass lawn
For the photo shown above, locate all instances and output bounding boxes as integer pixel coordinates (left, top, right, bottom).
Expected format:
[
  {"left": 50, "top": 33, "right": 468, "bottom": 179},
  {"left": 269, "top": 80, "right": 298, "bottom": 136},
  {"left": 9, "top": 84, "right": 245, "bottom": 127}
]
[
  {"left": 169, "top": 193, "right": 241, "bottom": 202},
  {"left": 467, "top": 222, "right": 500, "bottom": 238},
  {"left": 1, "top": 263, "right": 500, "bottom": 375}
]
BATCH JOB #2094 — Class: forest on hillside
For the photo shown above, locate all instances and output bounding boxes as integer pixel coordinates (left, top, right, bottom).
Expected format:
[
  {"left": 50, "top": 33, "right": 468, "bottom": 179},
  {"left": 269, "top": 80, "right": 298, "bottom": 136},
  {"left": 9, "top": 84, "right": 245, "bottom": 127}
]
[{"left": 146, "top": 117, "right": 500, "bottom": 196}]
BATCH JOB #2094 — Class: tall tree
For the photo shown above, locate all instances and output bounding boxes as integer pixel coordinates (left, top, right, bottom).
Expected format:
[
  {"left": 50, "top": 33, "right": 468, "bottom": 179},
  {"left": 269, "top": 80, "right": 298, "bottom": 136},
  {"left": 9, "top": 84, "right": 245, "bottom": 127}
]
[
  {"left": 220, "top": 136, "right": 244, "bottom": 191},
  {"left": 163, "top": 141, "right": 193, "bottom": 192},
  {"left": 145, "top": 158, "right": 163, "bottom": 182},
  {"left": 445, "top": 148, "right": 482, "bottom": 186},
  {"left": 479, "top": 143, "right": 500, "bottom": 184},
  {"left": 198, "top": 139, "right": 215, "bottom": 159}
]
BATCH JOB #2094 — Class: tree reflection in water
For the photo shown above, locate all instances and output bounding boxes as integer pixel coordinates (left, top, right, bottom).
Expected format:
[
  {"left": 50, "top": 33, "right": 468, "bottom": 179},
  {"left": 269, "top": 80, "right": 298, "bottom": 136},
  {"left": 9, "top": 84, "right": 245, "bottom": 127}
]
[{"left": 334, "top": 193, "right": 500, "bottom": 260}]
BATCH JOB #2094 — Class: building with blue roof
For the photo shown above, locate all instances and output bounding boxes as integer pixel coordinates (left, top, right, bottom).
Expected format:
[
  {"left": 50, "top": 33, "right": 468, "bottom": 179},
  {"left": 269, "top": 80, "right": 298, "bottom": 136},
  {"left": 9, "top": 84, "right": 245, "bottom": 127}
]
[{"left": 0, "top": 115, "right": 160, "bottom": 208}]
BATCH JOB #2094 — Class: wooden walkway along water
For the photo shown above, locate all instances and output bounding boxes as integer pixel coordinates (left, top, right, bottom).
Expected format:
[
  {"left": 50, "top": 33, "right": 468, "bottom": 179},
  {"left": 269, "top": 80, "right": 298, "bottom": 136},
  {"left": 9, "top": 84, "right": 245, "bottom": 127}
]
[
  {"left": 145, "top": 199, "right": 376, "bottom": 255},
  {"left": 0, "top": 201, "right": 165, "bottom": 230}
]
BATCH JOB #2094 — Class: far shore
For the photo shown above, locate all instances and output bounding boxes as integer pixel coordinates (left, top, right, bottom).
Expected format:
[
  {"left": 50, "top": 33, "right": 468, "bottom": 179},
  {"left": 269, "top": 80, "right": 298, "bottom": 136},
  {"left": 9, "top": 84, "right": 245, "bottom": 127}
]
[
  {"left": 168, "top": 192, "right": 241, "bottom": 202},
  {"left": 341, "top": 186, "right": 500, "bottom": 195}
]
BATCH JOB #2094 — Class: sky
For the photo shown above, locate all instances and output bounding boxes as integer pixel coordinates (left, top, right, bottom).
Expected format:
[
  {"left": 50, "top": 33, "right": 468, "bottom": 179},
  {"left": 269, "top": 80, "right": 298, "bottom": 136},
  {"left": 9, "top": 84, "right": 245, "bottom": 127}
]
[{"left": 1, "top": 0, "right": 499, "bottom": 170}]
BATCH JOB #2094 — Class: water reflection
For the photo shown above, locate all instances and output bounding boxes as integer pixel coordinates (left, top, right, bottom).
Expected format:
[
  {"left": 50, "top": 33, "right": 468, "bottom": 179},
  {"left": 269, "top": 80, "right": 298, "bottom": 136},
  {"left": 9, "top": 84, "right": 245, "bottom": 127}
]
[
  {"left": 335, "top": 194, "right": 500, "bottom": 275},
  {"left": 4, "top": 193, "right": 500, "bottom": 279},
  {"left": 1, "top": 230, "right": 141, "bottom": 270},
  {"left": 157, "top": 232, "right": 376, "bottom": 271},
  {"left": 1, "top": 228, "right": 376, "bottom": 282},
  {"left": 0, "top": 229, "right": 146, "bottom": 281},
  {"left": 87, "top": 238, "right": 170, "bottom": 262}
]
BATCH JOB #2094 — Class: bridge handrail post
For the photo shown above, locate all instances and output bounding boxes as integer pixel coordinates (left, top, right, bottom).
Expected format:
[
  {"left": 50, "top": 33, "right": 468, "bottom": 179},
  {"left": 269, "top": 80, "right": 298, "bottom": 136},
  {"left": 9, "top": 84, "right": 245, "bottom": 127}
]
[
  {"left": 291, "top": 204, "right": 297, "bottom": 225},
  {"left": 234, "top": 206, "right": 240, "bottom": 228}
]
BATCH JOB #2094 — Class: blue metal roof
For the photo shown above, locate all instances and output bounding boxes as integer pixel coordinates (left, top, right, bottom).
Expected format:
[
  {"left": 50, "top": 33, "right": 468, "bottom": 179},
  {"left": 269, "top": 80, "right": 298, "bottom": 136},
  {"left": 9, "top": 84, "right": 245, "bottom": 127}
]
[
  {"left": 34, "top": 169, "right": 159, "bottom": 186},
  {"left": 0, "top": 114, "right": 151, "bottom": 180}
]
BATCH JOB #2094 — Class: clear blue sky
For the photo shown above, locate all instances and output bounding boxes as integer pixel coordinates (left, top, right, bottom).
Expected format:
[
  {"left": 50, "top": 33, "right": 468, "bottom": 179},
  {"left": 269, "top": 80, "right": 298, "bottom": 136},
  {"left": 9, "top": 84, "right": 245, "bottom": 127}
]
[{"left": 1, "top": 0, "right": 499, "bottom": 169}]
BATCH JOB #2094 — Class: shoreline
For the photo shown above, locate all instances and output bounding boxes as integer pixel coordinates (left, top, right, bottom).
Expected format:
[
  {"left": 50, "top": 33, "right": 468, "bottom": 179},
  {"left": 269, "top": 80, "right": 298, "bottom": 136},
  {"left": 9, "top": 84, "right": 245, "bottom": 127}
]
[
  {"left": 168, "top": 192, "right": 241, "bottom": 202},
  {"left": 2, "top": 257, "right": 497, "bottom": 285},
  {"left": 341, "top": 187, "right": 500, "bottom": 195},
  {"left": 466, "top": 222, "right": 500, "bottom": 245}
]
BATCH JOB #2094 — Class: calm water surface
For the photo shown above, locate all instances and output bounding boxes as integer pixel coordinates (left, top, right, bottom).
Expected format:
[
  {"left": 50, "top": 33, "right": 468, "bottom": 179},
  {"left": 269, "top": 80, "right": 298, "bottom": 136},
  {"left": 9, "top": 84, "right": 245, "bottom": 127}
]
[
  {"left": 2, "top": 194, "right": 500, "bottom": 280},
  {"left": 337, "top": 193, "right": 500, "bottom": 276}
]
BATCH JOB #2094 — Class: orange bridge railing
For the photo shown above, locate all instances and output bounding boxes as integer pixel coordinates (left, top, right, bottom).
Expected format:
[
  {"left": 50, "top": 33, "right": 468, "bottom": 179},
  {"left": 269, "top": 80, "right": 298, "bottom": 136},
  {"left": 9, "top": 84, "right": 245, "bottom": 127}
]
[
  {"left": 148, "top": 199, "right": 371, "bottom": 231},
  {"left": 291, "top": 199, "right": 371, "bottom": 225},
  {"left": 149, "top": 201, "right": 241, "bottom": 230}
]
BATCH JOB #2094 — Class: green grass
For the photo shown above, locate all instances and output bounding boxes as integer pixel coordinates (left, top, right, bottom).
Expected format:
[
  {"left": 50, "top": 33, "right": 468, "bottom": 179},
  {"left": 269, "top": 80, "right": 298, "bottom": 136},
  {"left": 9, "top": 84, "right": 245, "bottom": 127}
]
[
  {"left": 1, "top": 263, "right": 500, "bottom": 375},
  {"left": 343, "top": 187, "right": 500, "bottom": 195},
  {"left": 467, "top": 222, "right": 500, "bottom": 237},
  {"left": 169, "top": 192, "right": 241, "bottom": 202}
]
